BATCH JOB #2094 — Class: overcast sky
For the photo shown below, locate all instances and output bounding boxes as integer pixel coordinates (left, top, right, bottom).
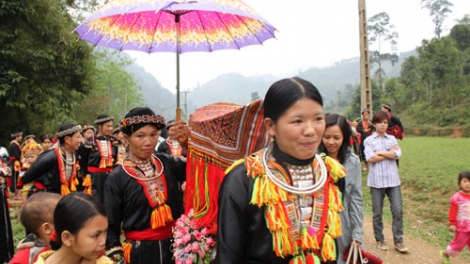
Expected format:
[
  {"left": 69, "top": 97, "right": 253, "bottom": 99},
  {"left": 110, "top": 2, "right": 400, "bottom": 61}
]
[{"left": 125, "top": 0, "right": 470, "bottom": 93}]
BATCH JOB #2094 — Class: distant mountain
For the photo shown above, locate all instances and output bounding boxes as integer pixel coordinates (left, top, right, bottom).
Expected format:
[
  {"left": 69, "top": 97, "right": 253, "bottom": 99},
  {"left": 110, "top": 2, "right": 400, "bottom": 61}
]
[
  {"left": 130, "top": 50, "right": 418, "bottom": 119},
  {"left": 187, "top": 73, "right": 276, "bottom": 110},
  {"left": 125, "top": 63, "right": 176, "bottom": 119}
]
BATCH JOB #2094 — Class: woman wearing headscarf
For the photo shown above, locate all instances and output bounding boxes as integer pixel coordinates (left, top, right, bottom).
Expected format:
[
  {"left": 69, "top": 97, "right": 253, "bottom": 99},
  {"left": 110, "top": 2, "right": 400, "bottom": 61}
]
[
  {"left": 22, "top": 124, "right": 83, "bottom": 196},
  {"left": 104, "top": 107, "right": 186, "bottom": 264}
]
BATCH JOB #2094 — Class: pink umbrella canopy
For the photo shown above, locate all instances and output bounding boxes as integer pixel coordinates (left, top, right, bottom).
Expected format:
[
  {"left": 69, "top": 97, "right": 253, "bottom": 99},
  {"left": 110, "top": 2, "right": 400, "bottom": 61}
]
[{"left": 74, "top": 0, "right": 276, "bottom": 119}]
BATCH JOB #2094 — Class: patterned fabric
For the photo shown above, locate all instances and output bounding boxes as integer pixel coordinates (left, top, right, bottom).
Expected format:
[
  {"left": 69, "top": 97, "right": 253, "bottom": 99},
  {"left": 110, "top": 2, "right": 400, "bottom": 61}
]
[
  {"left": 120, "top": 114, "right": 166, "bottom": 129},
  {"left": 74, "top": 0, "right": 276, "bottom": 53},
  {"left": 189, "top": 99, "right": 269, "bottom": 168},
  {"left": 183, "top": 99, "right": 270, "bottom": 230}
]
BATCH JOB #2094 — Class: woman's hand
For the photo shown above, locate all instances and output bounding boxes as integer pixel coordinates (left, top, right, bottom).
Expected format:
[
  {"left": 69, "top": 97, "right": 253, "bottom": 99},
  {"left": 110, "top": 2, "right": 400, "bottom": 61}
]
[
  {"left": 351, "top": 240, "right": 362, "bottom": 247},
  {"left": 173, "top": 120, "right": 189, "bottom": 150}
]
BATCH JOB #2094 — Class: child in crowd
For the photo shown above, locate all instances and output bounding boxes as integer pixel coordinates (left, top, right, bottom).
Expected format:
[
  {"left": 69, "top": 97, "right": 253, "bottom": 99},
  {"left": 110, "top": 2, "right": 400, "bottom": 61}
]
[
  {"left": 9, "top": 192, "right": 61, "bottom": 264},
  {"left": 34, "top": 192, "right": 112, "bottom": 264},
  {"left": 440, "top": 171, "right": 470, "bottom": 264},
  {"left": 18, "top": 141, "right": 43, "bottom": 202}
]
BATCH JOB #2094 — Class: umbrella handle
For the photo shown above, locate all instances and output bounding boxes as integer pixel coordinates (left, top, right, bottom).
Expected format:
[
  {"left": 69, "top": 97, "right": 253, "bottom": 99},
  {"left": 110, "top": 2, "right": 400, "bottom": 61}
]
[{"left": 176, "top": 108, "right": 181, "bottom": 121}]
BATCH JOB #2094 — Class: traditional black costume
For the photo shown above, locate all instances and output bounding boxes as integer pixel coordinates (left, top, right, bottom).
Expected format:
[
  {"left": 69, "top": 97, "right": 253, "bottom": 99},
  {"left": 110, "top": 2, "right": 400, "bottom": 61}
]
[
  {"left": 78, "top": 115, "right": 118, "bottom": 203},
  {"left": 8, "top": 132, "right": 22, "bottom": 193},
  {"left": 104, "top": 154, "right": 186, "bottom": 263},
  {"left": 104, "top": 108, "right": 186, "bottom": 264},
  {"left": 22, "top": 125, "right": 82, "bottom": 196},
  {"left": 0, "top": 162, "right": 13, "bottom": 263}
]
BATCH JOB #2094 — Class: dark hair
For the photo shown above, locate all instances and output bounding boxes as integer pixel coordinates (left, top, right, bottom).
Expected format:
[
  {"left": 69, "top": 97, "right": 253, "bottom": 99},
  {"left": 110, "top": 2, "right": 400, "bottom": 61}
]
[
  {"left": 263, "top": 77, "right": 323, "bottom": 123},
  {"left": 371, "top": 111, "right": 390, "bottom": 125},
  {"left": 20, "top": 192, "right": 62, "bottom": 235},
  {"left": 39, "top": 134, "right": 52, "bottom": 143},
  {"left": 458, "top": 171, "right": 470, "bottom": 188},
  {"left": 50, "top": 193, "right": 107, "bottom": 250},
  {"left": 318, "top": 114, "right": 352, "bottom": 164},
  {"left": 57, "top": 124, "right": 80, "bottom": 145}
]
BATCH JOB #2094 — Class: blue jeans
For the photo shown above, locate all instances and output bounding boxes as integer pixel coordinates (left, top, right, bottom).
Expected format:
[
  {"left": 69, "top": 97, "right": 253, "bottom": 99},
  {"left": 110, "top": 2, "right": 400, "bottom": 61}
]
[{"left": 370, "top": 186, "right": 404, "bottom": 244}]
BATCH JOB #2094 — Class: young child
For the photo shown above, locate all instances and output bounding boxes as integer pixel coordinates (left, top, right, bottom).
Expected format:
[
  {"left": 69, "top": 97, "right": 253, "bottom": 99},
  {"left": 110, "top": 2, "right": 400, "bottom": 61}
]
[
  {"left": 9, "top": 192, "right": 61, "bottom": 264},
  {"left": 18, "top": 141, "right": 43, "bottom": 202},
  {"left": 33, "top": 192, "right": 113, "bottom": 264},
  {"left": 440, "top": 171, "right": 470, "bottom": 264}
]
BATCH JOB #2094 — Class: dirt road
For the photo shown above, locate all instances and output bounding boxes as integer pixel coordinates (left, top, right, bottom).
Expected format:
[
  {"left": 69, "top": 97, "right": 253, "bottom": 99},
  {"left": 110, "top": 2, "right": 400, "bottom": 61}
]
[{"left": 361, "top": 216, "right": 469, "bottom": 264}]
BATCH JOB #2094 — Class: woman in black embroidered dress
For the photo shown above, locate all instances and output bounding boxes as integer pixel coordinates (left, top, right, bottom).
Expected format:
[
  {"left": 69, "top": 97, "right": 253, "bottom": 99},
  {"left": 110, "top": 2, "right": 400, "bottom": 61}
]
[
  {"left": 104, "top": 107, "right": 186, "bottom": 264},
  {"left": 217, "top": 77, "right": 346, "bottom": 264},
  {"left": 77, "top": 114, "right": 118, "bottom": 203}
]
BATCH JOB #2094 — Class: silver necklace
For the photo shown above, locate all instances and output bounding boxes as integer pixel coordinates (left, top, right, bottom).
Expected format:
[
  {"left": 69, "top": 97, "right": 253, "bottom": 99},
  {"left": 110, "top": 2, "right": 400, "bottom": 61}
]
[
  {"left": 122, "top": 155, "right": 163, "bottom": 181},
  {"left": 58, "top": 146, "right": 76, "bottom": 165},
  {"left": 262, "top": 146, "right": 327, "bottom": 195}
]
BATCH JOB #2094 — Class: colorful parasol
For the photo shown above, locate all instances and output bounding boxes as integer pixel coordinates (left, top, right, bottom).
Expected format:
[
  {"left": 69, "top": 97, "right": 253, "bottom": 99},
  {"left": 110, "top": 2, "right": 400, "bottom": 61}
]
[{"left": 74, "top": 0, "right": 276, "bottom": 120}]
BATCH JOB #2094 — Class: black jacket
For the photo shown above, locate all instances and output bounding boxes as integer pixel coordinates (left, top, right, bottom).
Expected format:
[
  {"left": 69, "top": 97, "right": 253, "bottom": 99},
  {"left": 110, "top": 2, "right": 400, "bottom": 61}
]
[
  {"left": 104, "top": 153, "right": 186, "bottom": 250},
  {"left": 22, "top": 149, "right": 63, "bottom": 194},
  {"left": 217, "top": 163, "right": 293, "bottom": 264}
]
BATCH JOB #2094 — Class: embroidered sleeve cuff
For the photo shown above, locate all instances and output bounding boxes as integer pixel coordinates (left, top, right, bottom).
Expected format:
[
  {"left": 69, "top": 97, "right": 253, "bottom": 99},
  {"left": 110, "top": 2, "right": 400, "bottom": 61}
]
[{"left": 106, "top": 247, "right": 126, "bottom": 264}]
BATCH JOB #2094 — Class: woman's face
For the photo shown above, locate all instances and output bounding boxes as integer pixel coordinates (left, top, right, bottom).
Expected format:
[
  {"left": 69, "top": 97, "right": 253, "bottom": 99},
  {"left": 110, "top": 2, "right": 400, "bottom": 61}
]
[
  {"left": 98, "top": 121, "right": 114, "bottom": 136},
  {"left": 65, "top": 132, "right": 82, "bottom": 152},
  {"left": 82, "top": 130, "right": 94, "bottom": 140},
  {"left": 127, "top": 125, "right": 159, "bottom": 160},
  {"left": 41, "top": 139, "right": 52, "bottom": 150},
  {"left": 69, "top": 214, "right": 107, "bottom": 261},
  {"left": 167, "top": 126, "right": 177, "bottom": 140},
  {"left": 322, "top": 125, "right": 344, "bottom": 160},
  {"left": 265, "top": 97, "right": 325, "bottom": 160}
]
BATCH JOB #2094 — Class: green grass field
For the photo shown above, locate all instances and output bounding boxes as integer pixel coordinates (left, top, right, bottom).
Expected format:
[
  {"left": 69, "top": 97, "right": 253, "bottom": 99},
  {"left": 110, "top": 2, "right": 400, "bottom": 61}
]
[{"left": 362, "top": 136, "right": 470, "bottom": 258}]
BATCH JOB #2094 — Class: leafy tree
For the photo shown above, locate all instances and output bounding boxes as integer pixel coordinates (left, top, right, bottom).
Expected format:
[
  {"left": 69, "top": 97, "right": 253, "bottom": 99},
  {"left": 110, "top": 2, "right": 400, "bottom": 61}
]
[
  {"left": 344, "top": 81, "right": 382, "bottom": 120},
  {"left": 397, "top": 56, "right": 423, "bottom": 105},
  {"left": 368, "top": 12, "right": 399, "bottom": 90},
  {"left": 0, "top": 0, "right": 95, "bottom": 140},
  {"left": 450, "top": 24, "right": 470, "bottom": 52},
  {"left": 421, "top": 0, "right": 453, "bottom": 38},
  {"left": 416, "top": 37, "right": 462, "bottom": 108},
  {"left": 73, "top": 50, "right": 144, "bottom": 124},
  {"left": 456, "top": 14, "right": 470, "bottom": 27}
]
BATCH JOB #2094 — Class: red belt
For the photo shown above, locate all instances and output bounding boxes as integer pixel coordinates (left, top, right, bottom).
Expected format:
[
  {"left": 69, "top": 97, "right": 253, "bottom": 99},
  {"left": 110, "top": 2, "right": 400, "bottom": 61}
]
[
  {"left": 88, "top": 166, "right": 113, "bottom": 173},
  {"left": 124, "top": 222, "right": 174, "bottom": 241}
]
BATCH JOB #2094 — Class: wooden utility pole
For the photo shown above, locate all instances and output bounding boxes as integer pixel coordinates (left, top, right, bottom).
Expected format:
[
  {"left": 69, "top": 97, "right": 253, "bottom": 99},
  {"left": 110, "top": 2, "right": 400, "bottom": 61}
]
[{"left": 358, "top": 0, "right": 373, "bottom": 114}]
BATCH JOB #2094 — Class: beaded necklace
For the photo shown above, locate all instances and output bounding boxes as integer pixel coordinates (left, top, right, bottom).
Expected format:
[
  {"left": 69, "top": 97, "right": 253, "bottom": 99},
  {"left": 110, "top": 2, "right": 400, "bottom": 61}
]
[
  {"left": 121, "top": 155, "right": 173, "bottom": 229},
  {"left": 96, "top": 138, "right": 114, "bottom": 168},
  {"left": 54, "top": 147, "right": 78, "bottom": 196},
  {"left": 262, "top": 145, "right": 327, "bottom": 195},
  {"left": 166, "top": 138, "right": 182, "bottom": 156}
]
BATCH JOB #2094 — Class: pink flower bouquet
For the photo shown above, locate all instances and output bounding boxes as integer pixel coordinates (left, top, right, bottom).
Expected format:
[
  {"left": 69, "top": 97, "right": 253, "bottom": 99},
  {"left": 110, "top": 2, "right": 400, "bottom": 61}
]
[{"left": 172, "top": 209, "right": 216, "bottom": 264}]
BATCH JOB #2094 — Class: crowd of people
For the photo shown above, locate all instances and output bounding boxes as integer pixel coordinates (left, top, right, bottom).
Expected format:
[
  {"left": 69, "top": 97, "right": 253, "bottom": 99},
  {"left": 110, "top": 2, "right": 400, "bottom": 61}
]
[{"left": 0, "top": 77, "right": 465, "bottom": 264}]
